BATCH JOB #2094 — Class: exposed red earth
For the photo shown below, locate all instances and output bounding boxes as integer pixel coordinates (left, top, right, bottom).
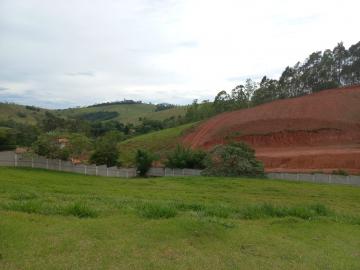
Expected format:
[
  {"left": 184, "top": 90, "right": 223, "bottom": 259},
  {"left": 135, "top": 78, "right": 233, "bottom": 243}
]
[{"left": 183, "top": 85, "right": 360, "bottom": 173}]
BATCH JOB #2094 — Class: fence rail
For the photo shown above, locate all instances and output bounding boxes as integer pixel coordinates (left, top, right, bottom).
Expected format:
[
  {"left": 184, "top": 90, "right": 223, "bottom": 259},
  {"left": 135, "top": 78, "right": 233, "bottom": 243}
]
[
  {"left": 266, "top": 172, "right": 360, "bottom": 186},
  {"left": 1, "top": 151, "right": 359, "bottom": 186},
  {"left": 0, "top": 151, "right": 202, "bottom": 178}
]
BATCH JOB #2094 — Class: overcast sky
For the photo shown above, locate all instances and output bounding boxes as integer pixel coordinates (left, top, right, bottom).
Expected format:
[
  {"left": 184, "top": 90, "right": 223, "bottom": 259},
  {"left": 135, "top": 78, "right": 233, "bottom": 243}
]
[{"left": 0, "top": 0, "right": 359, "bottom": 108}]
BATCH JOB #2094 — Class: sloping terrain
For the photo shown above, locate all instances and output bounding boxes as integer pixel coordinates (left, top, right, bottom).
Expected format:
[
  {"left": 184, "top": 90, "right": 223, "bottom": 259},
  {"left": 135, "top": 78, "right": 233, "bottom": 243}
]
[
  {"left": 0, "top": 102, "right": 187, "bottom": 125},
  {"left": 0, "top": 103, "right": 47, "bottom": 125},
  {"left": 119, "top": 123, "right": 196, "bottom": 165},
  {"left": 183, "top": 85, "right": 360, "bottom": 173},
  {"left": 58, "top": 103, "right": 187, "bottom": 124}
]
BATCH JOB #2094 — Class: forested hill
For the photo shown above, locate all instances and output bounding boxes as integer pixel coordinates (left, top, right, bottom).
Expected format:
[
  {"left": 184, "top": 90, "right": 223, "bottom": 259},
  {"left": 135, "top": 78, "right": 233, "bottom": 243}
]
[{"left": 183, "top": 40, "right": 360, "bottom": 123}]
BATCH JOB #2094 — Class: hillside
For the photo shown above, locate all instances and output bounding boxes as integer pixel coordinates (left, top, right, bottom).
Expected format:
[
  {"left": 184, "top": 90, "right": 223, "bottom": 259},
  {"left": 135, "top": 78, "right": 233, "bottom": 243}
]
[
  {"left": 57, "top": 103, "right": 187, "bottom": 124},
  {"left": 119, "top": 123, "right": 196, "bottom": 165},
  {"left": 0, "top": 102, "right": 187, "bottom": 125},
  {"left": 0, "top": 103, "right": 47, "bottom": 125},
  {"left": 183, "top": 85, "right": 360, "bottom": 173}
]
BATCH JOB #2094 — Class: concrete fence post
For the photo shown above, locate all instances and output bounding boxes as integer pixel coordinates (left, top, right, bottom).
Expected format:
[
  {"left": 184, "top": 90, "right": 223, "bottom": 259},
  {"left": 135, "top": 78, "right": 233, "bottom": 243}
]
[
  {"left": 84, "top": 165, "right": 87, "bottom": 175},
  {"left": 106, "top": 168, "right": 109, "bottom": 177},
  {"left": 95, "top": 166, "right": 98, "bottom": 176},
  {"left": 126, "top": 170, "right": 129, "bottom": 178},
  {"left": 328, "top": 174, "right": 331, "bottom": 183},
  {"left": 173, "top": 169, "right": 175, "bottom": 176},
  {"left": 59, "top": 160, "right": 62, "bottom": 171},
  {"left": 312, "top": 174, "right": 315, "bottom": 182},
  {"left": 31, "top": 157, "right": 34, "bottom": 168},
  {"left": 182, "top": 169, "right": 185, "bottom": 176},
  {"left": 296, "top": 173, "right": 299, "bottom": 181},
  {"left": 346, "top": 175, "right": 350, "bottom": 185},
  {"left": 46, "top": 159, "right": 49, "bottom": 169},
  {"left": 14, "top": 153, "right": 18, "bottom": 167}
]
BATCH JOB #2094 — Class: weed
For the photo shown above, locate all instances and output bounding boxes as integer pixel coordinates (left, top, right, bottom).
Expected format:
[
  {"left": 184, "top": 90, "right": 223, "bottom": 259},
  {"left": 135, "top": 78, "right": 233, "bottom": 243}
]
[
  {"left": 64, "top": 202, "right": 98, "bottom": 218},
  {"left": 137, "top": 202, "right": 177, "bottom": 219}
]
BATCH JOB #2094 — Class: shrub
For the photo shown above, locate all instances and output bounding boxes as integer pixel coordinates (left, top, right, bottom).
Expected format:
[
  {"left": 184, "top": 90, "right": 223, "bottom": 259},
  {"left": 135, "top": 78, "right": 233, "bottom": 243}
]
[
  {"left": 64, "top": 202, "right": 98, "bottom": 218},
  {"left": 202, "top": 142, "right": 264, "bottom": 177},
  {"left": 165, "top": 144, "right": 208, "bottom": 169},
  {"left": 135, "top": 149, "right": 155, "bottom": 177},
  {"left": 332, "top": 169, "right": 349, "bottom": 176}
]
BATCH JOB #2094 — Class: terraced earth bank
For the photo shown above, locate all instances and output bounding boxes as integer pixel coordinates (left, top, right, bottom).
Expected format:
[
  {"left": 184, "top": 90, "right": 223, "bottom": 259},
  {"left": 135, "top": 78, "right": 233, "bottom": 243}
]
[{"left": 183, "top": 85, "right": 360, "bottom": 173}]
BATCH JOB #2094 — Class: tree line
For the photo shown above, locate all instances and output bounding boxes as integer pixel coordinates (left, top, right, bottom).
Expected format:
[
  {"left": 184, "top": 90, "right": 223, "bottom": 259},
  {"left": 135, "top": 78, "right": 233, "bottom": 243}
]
[{"left": 185, "top": 41, "right": 360, "bottom": 121}]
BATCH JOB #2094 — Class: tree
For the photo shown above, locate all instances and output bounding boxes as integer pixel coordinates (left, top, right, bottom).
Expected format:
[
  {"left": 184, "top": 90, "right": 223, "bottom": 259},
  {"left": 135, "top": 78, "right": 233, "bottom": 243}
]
[
  {"left": 0, "top": 127, "right": 16, "bottom": 150},
  {"left": 67, "top": 133, "right": 92, "bottom": 160},
  {"left": 332, "top": 42, "right": 348, "bottom": 84},
  {"left": 251, "top": 76, "right": 279, "bottom": 106},
  {"left": 89, "top": 131, "right": 121, "bottom": 166},
  {"left": 165, "top": 144, "right": 207, "bottom": 169},
  {"left": 213, "top": 90, "right": 232, "bottom": 113},
  {"left": 202, "top": 142, "right": 264, "bottom": 177},
  {"left": 32, "top": 133, "right": 70, "bottom": 160},
  {"left": 230, "top": 85, "right": 248, "bottom": 110},
  {"left": 135, "top": 149, "right": 155, "bottom": 177},
  {"left": 244, "top": 79, "right": 257, "bottom": 106}
]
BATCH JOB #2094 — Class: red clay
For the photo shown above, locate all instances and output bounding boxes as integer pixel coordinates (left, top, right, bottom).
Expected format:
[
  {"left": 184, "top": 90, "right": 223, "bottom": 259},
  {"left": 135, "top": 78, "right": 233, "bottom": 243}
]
[{"left": 183, "top": 85, "right": 360, "bottom": 173}]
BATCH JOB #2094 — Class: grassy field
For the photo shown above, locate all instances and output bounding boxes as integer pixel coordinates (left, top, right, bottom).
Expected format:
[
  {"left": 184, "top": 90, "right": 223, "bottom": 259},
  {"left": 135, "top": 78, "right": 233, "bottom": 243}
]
[
  {"left": 119, "top": 122, "right": 196, "bottom": 165},
  {"left": 0, "top": 168, "right": 359, "bottom": 269}
]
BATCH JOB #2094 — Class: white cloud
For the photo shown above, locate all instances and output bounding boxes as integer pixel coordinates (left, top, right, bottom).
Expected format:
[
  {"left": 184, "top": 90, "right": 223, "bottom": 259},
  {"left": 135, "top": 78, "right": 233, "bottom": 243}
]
[{"left": 0, "top": 0, "right": 359, "bottom": 108}]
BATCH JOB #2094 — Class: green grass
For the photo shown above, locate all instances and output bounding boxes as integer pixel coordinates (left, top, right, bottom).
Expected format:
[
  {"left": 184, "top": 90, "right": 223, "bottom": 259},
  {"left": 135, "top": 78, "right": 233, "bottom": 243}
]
[
  {"left": 0, "top": 167, "right": 360, "bottom": 269},
  {"left": 119, "top": 122, "right": 197, "bottom": 165},
  {"left": 0, "top": 103, "right": 46, "bottom": 125}
]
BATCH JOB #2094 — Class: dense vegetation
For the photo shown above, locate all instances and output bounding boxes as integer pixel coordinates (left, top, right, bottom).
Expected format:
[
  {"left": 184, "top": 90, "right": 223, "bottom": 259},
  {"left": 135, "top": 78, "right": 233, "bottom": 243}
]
[{"left": 1, "top": 168, "right": 360, "bottom": 269}]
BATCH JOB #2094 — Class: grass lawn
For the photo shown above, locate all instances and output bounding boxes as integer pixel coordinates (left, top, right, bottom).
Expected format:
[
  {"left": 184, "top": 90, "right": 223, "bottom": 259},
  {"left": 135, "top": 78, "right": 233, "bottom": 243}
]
[{"left": 0, "top": 167, "right": 359, "bottom": 269}]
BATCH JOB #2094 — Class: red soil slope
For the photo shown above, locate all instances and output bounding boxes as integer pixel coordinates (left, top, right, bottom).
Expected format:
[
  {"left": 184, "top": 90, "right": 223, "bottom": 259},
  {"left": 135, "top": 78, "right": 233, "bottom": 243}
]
[{"left": 183, "top": 85, "right": 360, "bottom": 173}]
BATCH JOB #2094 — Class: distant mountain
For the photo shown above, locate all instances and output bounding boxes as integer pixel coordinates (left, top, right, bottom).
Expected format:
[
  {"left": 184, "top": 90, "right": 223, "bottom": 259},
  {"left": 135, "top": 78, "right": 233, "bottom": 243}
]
[{"left": 0, "top": 101, "right": 187, "bottom": 125}]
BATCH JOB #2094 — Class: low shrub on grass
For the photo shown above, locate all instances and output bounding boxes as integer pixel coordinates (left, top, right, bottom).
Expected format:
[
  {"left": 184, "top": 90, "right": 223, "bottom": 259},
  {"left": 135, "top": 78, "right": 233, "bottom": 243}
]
[
  {"left": 332, "top": 169, "right": 349, "bottom": 176},
  {"left": 239, "top": 203, "right": 331, "bottom": 220},
  {"left": 4, "top": 201, "right": 43, "bottom": 214},
  {"left": 64, "top": 202, "right": 98, "bottom": 218},
  {"left": 10, "top": 192, "right": 38, "bottom": 201},
  {"left": 137, "top": 202, "right": 177, "bottom": 219}
]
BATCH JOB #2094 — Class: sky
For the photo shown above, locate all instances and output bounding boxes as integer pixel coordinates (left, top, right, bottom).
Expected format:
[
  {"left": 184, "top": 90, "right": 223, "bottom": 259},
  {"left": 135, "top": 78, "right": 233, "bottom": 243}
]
[{"left": 0, "top": 0, "right": 359, "bottom": 108}]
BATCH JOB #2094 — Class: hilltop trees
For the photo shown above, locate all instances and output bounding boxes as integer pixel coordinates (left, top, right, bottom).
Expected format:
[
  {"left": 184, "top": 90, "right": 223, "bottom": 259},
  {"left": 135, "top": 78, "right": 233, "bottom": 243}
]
[{"left": 184, "top": 40, "right": 360, "bottom": 115}]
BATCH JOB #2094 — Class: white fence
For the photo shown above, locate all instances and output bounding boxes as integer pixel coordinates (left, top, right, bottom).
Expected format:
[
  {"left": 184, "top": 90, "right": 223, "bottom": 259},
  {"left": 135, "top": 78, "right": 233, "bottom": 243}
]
[
  {"left": 267, "top": 172, "right": 360, "bottom": 186},
  {"left": 1, "top": 151, "right": 359, "bottom": 185},
  {"left": 0, "top": 151, "right": 202, "bottom": 178}
]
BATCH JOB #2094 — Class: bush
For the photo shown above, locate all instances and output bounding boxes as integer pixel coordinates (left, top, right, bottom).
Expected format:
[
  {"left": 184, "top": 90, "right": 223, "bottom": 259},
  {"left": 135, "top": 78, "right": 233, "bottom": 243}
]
[
  {"left": 332, "top": 169, "right": 349, "bottom": 176},
  {"left": 64, "top": 202, "right": 98, "bottom": 218},
  {"left": 135, "top": 149, "right": 155, "bottom": 177},
  {"left": 165, "top": 144, "right": 208, "bottom": 169},
  {"left": 202, "top": 142, "right": 264, "bottom": 177}
]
